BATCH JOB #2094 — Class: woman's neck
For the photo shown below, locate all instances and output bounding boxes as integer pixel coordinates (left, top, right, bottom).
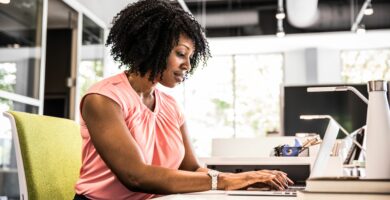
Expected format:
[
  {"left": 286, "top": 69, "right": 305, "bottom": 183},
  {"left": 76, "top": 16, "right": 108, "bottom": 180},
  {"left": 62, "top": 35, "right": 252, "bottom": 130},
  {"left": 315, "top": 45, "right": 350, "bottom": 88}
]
[{"left": 126, "top": 72, "right": 157, "bottom": 97}]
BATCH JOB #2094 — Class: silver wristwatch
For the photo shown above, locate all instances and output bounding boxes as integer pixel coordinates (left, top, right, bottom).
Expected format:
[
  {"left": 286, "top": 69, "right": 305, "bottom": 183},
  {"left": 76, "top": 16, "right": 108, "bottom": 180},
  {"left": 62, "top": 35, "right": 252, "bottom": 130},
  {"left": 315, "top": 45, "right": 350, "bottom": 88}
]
[{"left": 207, "top": 169, "right": 220, "bottom": 190}]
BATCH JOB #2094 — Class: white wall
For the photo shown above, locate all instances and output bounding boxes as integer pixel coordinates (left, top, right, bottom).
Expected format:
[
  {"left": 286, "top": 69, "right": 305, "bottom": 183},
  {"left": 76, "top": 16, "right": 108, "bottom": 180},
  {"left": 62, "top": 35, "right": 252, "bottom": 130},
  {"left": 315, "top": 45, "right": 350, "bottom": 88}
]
[
  {"left": 208, "top": 30, "right": 390, "bottom": 85},
  {"left": 317, "top": 48, "right": 342, "bottom": 84},
  {"left": 101, "top": 30, "right": 390, "bottom": 81},
  {"left": 284, "top": 49, "right": 306, "bottom": 85}
]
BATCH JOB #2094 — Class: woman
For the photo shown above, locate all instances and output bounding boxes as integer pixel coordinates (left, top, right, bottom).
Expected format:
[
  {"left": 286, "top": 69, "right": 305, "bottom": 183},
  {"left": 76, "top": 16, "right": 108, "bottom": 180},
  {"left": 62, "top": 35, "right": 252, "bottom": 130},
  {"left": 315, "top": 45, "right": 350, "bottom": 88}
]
[{"left": 74, "top": 0, "right": 293, "bottom": 199}]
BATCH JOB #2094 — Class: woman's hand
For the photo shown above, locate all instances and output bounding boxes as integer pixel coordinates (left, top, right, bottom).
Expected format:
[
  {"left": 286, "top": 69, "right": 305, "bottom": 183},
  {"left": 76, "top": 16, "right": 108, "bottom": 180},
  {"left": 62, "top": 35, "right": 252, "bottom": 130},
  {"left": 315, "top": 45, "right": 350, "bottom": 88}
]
[
  {"left": 259, "top": 170, "right": 294, "bottom": 190},
  {"left": 219, "top": 170, "right": 294, "bottom": 191}
]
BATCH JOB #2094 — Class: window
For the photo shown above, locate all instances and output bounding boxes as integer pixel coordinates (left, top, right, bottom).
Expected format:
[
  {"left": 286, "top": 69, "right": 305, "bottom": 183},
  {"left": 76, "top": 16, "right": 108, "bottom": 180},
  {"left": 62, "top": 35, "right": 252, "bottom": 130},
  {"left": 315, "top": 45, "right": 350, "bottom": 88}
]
[
  {"left": 341, "top": 49, "right": 390, "bottom": 83},
  {"left": 168, "top": 53, "right": 284, "bottom": 156},
  {"left": 0, "top": 63, "right": 16, "bottom": 94},
  {"left": 235, "top": 54, "right": 284, "bottom": 137},
  {"left": 0, "top": 1, "right": 45, "bottom": 196},
  {"left": 79, "top": 60, "right": 103, "bottom": 97},
  {"left": 78, "top": 15, "right": 105, "bottom": 99},
  {"left": 184, "top": 56, "right": 234, "bottom": 156}
]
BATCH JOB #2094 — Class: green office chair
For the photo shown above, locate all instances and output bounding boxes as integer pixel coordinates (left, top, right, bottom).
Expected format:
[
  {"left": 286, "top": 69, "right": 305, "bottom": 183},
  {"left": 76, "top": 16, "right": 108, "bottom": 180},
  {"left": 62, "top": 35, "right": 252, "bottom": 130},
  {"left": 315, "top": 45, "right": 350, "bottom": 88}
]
[{"left": 3, "top": 111, "right": 82, "bottom": 200}]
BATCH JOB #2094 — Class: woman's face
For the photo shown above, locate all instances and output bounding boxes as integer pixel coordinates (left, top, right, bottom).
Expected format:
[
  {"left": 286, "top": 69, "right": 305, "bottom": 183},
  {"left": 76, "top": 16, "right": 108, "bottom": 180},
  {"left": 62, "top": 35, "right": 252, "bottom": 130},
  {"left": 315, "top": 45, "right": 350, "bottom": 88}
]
[{"left": 158, "top": 34, "right": 194, "bottom": 88}]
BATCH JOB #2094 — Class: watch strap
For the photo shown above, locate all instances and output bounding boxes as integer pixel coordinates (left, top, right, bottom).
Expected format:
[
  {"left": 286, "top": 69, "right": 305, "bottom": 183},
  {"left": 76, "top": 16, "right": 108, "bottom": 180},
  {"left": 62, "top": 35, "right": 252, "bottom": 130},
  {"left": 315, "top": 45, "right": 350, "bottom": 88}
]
[{"left": 207, "top": 169, "right": 220, "bottom": 190}]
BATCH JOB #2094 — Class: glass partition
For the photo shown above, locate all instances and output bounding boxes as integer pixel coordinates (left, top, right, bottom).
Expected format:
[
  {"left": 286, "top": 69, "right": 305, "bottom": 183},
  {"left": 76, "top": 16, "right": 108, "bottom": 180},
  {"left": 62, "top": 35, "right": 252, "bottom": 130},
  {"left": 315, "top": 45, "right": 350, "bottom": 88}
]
[
  {"left": 0, "top": 0, "right": 44, "bottom": 99},
  {"left": 0, "top": 0, "right": 44, "bottom": 198},
  {"left": 0, "top": 98, "right": 39, "bottom": 199},
  {"left": 0, "top": 98, "right": 39, "bottom": 168},
  {"left": 0, "top": 0, "right": 43, "bottom": 172},
  {"left": 78, "top": 15, "right": 105, "bottom": 99}
]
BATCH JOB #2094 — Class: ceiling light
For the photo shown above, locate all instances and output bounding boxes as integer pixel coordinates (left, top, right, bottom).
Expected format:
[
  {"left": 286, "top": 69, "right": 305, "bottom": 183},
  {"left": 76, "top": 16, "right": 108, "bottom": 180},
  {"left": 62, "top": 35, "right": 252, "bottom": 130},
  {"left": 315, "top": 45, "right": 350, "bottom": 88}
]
[
  {"left": 356, "top": 24, "right": 366, "bottom": 34},
  {"left": 276, "top": 31, "right": 285, "bottom": 37},
  {"left": 275, "top": 8, "right": 285, "bottom": 20},
  {"left": 364, "top": 2, "right": 374, "bottom": 15},
  {"left": 276, "top": 0, "right": 285, "bottom": 38},
  {"left": 350, "top": 0, "right": 372, "bottom": 32},
  {"left": 0, "top": 0, "right": 10, "bottom": 4},
  {"left": 276, "top": 27, "right": 285, "bottom": 37}
]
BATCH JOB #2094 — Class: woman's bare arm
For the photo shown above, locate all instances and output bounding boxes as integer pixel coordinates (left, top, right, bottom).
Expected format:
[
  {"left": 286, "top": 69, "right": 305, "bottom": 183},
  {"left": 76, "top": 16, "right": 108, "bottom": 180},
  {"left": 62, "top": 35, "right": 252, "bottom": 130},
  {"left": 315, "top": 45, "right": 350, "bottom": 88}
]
[
  {"left": 178, "top": 122, "right": 207, "bottom": 172},
  {"left": 81, "top": 94, "right": 292, "bottom": 194}
]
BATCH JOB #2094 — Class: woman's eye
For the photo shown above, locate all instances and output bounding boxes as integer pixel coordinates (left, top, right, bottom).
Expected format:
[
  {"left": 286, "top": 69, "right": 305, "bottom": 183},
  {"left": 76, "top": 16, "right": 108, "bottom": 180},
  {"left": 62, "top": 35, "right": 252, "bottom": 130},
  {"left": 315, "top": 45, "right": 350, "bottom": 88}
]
[{"left": 177, "top": 52, "right": 185, "bottom": 57}]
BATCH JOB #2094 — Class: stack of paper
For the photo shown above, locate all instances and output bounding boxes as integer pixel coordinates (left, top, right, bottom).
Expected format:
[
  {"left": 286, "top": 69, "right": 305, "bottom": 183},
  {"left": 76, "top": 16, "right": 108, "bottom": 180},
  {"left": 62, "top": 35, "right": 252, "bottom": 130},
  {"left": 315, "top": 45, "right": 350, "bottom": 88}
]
[{"left": 297, "top": 177, "right": 390, "bottom": 200}]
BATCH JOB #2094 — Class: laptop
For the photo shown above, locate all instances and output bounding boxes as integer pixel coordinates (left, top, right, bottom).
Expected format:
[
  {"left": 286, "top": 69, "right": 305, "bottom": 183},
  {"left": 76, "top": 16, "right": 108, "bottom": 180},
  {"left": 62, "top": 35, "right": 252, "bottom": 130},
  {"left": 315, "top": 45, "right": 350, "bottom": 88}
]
[
  {"left": 226, "top": 185, "right": 305, "bottom": 196},
  {"left": 226, "top": 118, "right": 340, "bottom": 197}
]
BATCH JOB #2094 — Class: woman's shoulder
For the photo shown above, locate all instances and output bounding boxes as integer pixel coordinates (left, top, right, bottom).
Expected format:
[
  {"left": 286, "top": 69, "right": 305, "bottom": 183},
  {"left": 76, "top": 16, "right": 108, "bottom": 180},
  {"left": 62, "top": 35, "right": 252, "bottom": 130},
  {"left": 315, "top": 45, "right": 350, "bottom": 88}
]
[
  {"left": 88, "top": 72, "right": 127, "bottom": 92},
  {"left": 84, "top": 71, "right": 135, "bottom": 105},
  {"left": 82, "top": 72, "right": 136, "bottom": 114}
]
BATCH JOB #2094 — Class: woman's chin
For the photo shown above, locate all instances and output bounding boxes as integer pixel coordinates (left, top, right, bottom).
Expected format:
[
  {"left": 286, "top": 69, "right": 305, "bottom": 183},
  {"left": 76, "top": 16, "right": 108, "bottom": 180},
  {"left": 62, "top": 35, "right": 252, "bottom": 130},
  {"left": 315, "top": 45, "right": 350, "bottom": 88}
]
[{"left": 160, "top": 82, "right": 178, "bottom": 88}]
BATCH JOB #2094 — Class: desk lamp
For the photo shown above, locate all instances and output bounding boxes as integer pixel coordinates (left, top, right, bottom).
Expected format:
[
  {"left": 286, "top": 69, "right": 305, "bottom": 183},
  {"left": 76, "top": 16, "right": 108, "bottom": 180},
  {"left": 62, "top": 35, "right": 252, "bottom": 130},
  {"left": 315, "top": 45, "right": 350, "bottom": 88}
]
[
  {"left": 300, "top": 115, "right": 365, "bottom": 178},
  {"left": 307, "top": 82, "right": 390, "bottom": 179},
  {"left": 307, "top": 86, "right": 368, "bottom": 104}
]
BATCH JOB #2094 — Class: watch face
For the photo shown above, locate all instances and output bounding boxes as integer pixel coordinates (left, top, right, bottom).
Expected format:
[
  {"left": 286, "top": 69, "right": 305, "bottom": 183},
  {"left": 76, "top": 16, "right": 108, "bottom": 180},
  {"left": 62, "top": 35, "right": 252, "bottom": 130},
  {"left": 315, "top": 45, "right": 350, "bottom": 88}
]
[
  {"left": 208, "top": 170, "right": 219, "bottom": 190},
  {"left": 209, "top": 170, "right": 219, "bottom": 177}
]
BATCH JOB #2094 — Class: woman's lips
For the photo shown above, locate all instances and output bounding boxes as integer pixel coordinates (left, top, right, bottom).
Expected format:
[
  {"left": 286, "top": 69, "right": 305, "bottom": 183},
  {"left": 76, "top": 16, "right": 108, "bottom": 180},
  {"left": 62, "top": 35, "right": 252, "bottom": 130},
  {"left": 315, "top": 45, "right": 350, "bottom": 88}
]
[{"left": 174, "top": 72, "right": 184, "bottom": 82}]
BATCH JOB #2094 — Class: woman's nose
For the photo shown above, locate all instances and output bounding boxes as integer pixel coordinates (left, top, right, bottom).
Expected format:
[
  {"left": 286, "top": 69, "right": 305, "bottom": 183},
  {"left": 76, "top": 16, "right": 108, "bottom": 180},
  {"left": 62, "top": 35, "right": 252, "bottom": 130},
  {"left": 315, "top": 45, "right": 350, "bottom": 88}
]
[{"left": 181, "top": 58, "right": 191, "bottom": 71}]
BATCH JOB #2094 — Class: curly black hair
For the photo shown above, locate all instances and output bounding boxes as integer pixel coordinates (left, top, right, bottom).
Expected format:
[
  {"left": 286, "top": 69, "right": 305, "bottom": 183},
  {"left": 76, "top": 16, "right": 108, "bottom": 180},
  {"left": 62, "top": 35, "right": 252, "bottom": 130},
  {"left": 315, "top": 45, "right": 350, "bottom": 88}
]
[{"left": 106, "top": 0, "right": 211, "bottom": 82}]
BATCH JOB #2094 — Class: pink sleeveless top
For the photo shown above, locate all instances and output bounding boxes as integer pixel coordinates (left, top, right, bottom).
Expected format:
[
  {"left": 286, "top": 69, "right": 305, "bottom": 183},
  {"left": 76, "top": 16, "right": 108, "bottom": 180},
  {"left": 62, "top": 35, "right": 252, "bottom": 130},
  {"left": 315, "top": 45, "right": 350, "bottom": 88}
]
[{"left": 75, "top": 72, "right": 186, "bottom": 200}]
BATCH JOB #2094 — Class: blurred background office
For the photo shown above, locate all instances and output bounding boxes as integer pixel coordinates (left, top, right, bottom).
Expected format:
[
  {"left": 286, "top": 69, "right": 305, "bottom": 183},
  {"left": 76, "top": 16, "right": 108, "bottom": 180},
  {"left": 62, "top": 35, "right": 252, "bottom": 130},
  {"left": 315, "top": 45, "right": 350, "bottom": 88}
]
[{"left": 0, "top": 0, "right": 389, "bottom": 199}]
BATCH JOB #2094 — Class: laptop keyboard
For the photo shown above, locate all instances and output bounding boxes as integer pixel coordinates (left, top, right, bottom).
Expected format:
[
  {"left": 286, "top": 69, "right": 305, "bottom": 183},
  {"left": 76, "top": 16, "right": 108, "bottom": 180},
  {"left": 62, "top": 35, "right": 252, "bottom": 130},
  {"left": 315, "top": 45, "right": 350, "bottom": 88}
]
[
  {"left": 240, "top": 185, "right": 305, "bottom": 196},
  {"left": 279, "top": 186, "right": 305, "bottom": 196},
  {"left": 286, "top": 185, "right": 305, "bottom": 191}
]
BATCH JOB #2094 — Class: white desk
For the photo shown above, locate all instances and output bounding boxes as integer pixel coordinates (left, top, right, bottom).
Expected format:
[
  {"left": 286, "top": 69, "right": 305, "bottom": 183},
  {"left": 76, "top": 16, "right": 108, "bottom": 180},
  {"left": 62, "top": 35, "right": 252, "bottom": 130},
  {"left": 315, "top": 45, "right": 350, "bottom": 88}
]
[
  {"left": 154, "top": 157, "right": 343, "bottom": 200},
  {"left": 155, "top": 191, "right": 297, "bottom": 200}
]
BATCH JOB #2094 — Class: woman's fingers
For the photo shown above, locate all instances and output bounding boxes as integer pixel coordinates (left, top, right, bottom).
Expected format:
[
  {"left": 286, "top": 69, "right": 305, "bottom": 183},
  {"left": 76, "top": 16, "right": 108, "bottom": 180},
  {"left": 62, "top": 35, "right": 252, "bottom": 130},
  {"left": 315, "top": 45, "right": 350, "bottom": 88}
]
[
  {"left": 254, "top": 171, "right": 284, "bottom": 190},
  {"left": 287, "top": 176, "right": 294, "bottom": 185},
  {"left": 268, "top": 179, "right": 284, "bottom": 190},
  {"left": 267, "top": 170, "right": 294, "bottom": 186},
  {"left": 224, "top": 170, "right": 294, "bottom": 191},
  {"left": 256, "top": 170, "right": 292, "bottom": 190},
  {"left": 248, "top": 182, "right": 271, "bottom": 190},
  {"left": 277, "top": 172, "right": 290, "bottom": 188}
]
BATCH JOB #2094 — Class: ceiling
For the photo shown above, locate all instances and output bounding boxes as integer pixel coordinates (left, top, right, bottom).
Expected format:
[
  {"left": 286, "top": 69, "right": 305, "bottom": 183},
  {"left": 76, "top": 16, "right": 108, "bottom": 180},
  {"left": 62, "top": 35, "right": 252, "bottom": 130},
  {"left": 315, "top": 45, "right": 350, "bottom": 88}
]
[
  {"left": 76, "top": 0, "right": 131, "bottom": 28},
  {"left": 1, "top": 0, "right": 389, "bottom": 47},
  {"left": 184, "top": 0, "right": 390, "bottom": 37},
  {"left": 75, "top": 0, "right": 390, "bottom": 38}
]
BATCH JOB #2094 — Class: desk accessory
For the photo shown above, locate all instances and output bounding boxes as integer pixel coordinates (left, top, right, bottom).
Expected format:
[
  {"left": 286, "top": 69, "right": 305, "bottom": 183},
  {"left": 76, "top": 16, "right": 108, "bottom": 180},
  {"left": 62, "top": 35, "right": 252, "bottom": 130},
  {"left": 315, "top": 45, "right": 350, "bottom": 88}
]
[
  {"left": 297, "top": 190, "right": 390, "bottom": 200},
  {"left": 365, "top": 80, "right": 390, "bottom": 179},
  {"left": 273, "top": 139, "right": 303, "bottom": 157},
  {"left": 300, "top": 115, "right": 365, "bottom": 178},
  {"left": 305, "top": 176, "right": 390, "bottom": 193},
  {"left": 307, "top": 80, "right": 390, "bottom": 179},
  {"left": 298, "top": 177, "right": 390, "bottom": 200},
  {"left": 343, "top": 128, "right": 365, "bottom": 165}
]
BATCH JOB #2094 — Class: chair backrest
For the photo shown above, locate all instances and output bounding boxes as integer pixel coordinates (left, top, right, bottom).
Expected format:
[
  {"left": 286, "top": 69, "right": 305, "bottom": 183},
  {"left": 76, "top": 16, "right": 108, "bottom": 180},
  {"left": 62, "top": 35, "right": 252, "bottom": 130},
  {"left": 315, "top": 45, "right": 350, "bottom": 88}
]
[{"left": 3, "top": 111, "right": 81, "bottom": 200}]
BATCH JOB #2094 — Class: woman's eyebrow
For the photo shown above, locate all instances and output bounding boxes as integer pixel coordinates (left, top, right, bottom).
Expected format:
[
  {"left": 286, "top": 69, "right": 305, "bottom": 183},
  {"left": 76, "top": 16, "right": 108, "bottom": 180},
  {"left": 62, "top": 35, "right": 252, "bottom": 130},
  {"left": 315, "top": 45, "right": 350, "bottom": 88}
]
[{"left": 178, "top": 43, "right": 193, "bottom": 50}]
